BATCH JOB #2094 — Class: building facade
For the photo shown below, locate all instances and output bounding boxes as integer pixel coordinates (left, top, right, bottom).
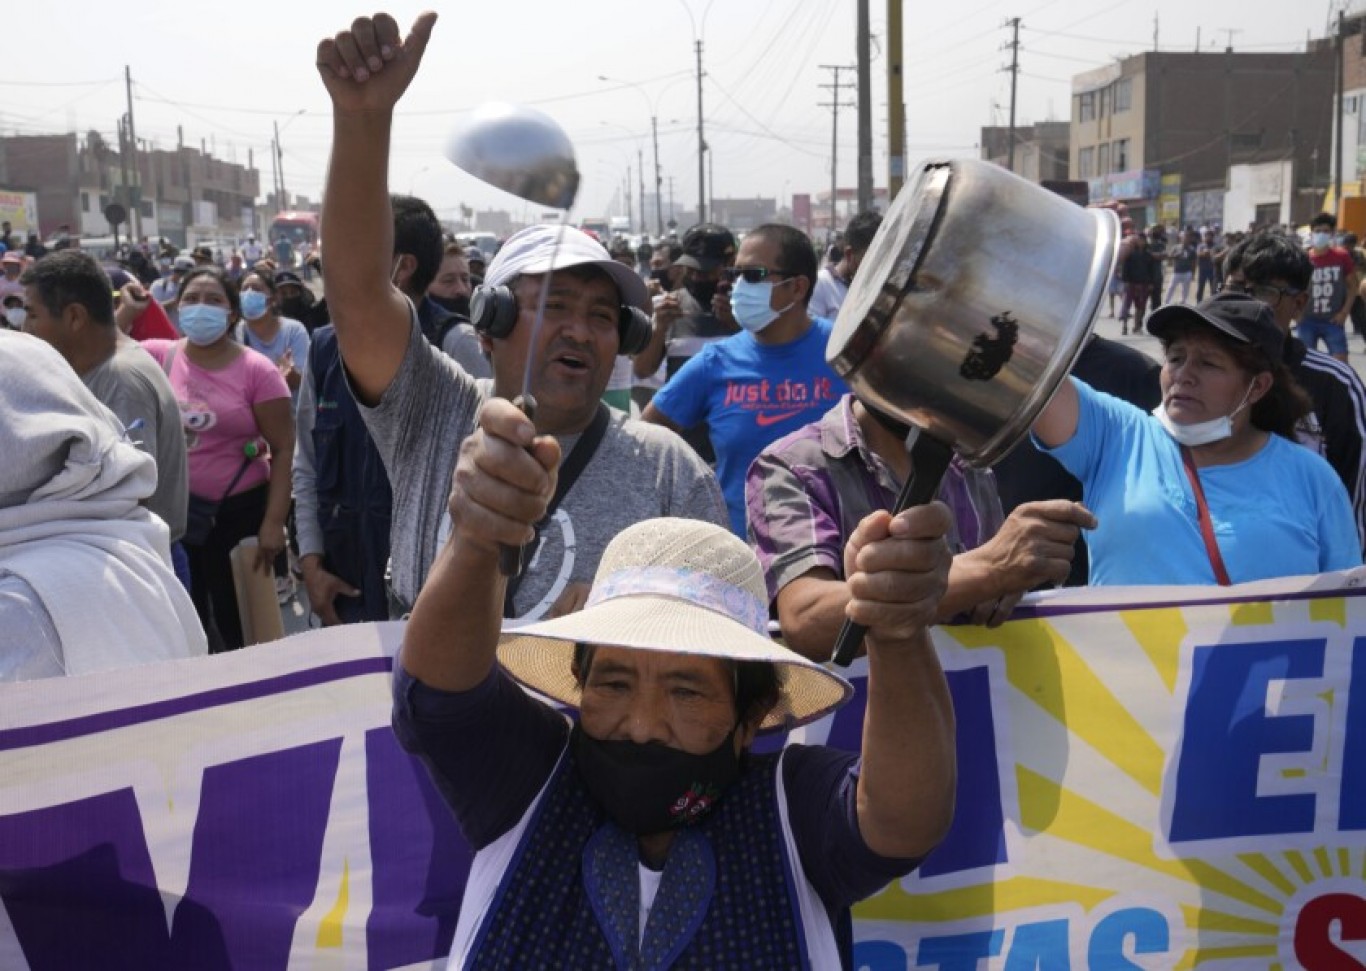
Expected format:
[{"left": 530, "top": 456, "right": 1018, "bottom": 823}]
[
  {"left": 0, "top": 132, "right": 259, "bottom": 247},
  {"left": 980, "top": 122, "right": 1071, "bottom": 184},
  {"left": 1071, "top": 49, "right": 1334, "bottom": 229}
]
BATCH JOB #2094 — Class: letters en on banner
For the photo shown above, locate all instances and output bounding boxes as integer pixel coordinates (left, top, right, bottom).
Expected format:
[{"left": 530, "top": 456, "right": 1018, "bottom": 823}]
[{"left": 1, "top": 574, "right": 1364, "bottom": 969}]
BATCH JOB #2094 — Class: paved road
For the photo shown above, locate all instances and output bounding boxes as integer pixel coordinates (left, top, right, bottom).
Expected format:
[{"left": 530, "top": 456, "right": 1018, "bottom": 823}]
[{"left": 1094, "top": 301, "right": 1366, "bottom": 385}]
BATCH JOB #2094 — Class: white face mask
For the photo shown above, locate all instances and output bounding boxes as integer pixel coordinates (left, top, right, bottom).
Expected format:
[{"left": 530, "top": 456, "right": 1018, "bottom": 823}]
[
  {"left": 1151, "top": 381, "right": 1256, "bottom": 447},
  {"left": 3, "top": 307, "right": 24, "bottom": 330}
]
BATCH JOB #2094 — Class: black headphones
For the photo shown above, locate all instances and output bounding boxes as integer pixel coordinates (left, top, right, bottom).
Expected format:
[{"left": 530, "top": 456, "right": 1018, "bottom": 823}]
[{"left": 470, "top": 283, "right": 653, "bottom": 356}]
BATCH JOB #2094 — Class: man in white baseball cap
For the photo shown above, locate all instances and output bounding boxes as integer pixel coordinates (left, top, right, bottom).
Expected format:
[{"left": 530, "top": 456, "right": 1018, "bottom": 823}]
[{"left": 314, "top": 10, "right": 725, "bottom": 620}]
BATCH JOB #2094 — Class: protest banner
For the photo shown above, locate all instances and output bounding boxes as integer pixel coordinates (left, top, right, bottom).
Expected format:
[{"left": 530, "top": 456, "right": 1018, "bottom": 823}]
[{"left": 1, "top": 571, "right": 1363, "bottom": 969}]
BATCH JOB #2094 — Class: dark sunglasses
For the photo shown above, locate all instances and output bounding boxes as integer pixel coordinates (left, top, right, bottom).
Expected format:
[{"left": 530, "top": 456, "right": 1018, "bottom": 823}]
[{"left": 725, "top": 266, "right": 792, "bottom": 284}]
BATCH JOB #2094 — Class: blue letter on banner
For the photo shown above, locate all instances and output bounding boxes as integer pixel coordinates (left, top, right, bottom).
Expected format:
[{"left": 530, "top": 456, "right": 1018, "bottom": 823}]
[{"left": 1170, "top": 638, "right": 1323, "bottom": 842}]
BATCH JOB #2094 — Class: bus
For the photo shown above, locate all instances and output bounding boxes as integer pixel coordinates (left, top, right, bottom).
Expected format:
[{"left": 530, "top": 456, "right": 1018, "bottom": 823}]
[{"left": 269, "top": 211, "right": 320, "bottom": 265}]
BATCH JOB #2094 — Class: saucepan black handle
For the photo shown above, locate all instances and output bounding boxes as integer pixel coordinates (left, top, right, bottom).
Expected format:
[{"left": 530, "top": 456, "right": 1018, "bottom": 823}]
[
  {"left": 829, "top": 433, "right": 955, "bottom": 667},
  {"left": 498, "top": 394, "right": 538, "bottom": 578}
]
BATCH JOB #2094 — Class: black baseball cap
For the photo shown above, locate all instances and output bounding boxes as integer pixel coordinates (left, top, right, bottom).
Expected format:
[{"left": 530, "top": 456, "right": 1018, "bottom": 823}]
[
  {"left": 674, "top": 222, "right": 737, "bottom": 272},
  {"left": 1146, "top": 292, "right": 1283, "bottom": 365}
]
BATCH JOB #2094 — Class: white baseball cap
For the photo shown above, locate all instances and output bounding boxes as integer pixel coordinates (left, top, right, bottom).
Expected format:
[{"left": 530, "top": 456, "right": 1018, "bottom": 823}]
[{"left": 484, "top": 224, "right": 650, "bottom": 313}]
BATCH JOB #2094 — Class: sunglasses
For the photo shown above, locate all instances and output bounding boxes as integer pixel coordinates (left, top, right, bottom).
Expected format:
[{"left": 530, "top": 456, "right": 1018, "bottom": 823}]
[{"left": 725, "top": 266, "right": 792, "bottom": 284}]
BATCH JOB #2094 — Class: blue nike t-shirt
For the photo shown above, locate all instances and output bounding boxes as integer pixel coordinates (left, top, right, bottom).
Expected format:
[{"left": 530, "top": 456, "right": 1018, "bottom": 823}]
[
  {"left": 1037, "top": 377, "right": 1362, "bottom": 585},
  {"left": 653, "top": 316, "right": 847, "bottom": 535}
]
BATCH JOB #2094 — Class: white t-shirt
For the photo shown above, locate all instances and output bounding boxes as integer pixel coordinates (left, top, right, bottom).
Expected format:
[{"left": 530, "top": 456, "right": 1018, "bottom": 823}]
[{"left": 809, "top": 265, "right": 849, "bottom": 320}]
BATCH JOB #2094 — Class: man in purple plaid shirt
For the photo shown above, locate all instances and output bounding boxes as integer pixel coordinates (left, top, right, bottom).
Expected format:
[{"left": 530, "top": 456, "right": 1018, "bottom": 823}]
[{"left": 747, "top": 393, "right": 1097, "bottom": 661}]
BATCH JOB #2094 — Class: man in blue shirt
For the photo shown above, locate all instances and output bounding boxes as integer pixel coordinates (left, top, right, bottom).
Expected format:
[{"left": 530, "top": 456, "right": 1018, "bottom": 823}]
[{"left": 644, "top": 223, "right": 848, "bottom": 536}]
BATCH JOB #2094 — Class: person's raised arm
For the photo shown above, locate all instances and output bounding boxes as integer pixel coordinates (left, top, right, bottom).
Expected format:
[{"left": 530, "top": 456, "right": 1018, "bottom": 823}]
[
  {"left": 845, "top": 504, "right": 956, "bottom": 860},
  {"left": 316, "top": 12, "right": 436, "bottom": 406},
  {"left": 1031, "top": 375, "right": 1080, "bottom": 449},
  {"left": 401, "top": 398, "right": 560, "bottom": 692}
]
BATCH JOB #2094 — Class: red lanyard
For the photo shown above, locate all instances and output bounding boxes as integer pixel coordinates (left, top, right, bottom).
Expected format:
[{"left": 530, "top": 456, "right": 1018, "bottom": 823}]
[{"left": 1179, "top": 446, "right": 1232, "bottom": 586}]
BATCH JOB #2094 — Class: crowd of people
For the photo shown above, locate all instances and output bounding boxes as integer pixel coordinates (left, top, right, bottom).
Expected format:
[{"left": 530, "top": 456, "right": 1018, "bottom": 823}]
[{"left": 2, "top": 8, "right": 1366, "bottom": 965}]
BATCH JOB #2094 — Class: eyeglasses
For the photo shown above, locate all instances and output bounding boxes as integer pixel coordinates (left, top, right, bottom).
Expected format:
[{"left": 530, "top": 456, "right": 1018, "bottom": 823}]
[
  {"left": 725, "top": 266, "right": 792, "bottom": 284},
  {"left": 1222, "top": 280, "right": 1302, "bottom": 305}
]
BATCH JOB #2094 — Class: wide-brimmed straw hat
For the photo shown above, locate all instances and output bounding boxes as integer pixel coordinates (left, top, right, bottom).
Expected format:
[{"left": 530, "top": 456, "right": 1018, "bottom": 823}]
[{"left": 497, "top": 517, "right": 852, "bottom": 733}]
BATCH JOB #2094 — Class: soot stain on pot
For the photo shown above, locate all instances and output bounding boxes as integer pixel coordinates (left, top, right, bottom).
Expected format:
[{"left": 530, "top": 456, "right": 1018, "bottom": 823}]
[{"left": 958, "top": 311, "right": 1019, "bottom": 381}]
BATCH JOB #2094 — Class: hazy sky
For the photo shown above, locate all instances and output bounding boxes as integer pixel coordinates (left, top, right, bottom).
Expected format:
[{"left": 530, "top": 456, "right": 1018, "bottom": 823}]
[{"left": 1, "top": 0, "right": 1348, "bottom": 230}]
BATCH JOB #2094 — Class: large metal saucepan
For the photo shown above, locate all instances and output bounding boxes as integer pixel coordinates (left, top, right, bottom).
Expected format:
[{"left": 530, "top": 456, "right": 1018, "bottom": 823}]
[{"left": 826, "top": 158, "right": 1118, "bottom": 664}]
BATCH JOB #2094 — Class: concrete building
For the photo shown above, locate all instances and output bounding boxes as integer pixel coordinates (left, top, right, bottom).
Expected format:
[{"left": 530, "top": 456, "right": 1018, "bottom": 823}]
[
  {"left": 0, "top": 131, "right": 259, "bottom": 247},
  {"left": 1070, "top": 49, "right": 1334, "bottom": 229},
  {"left": 980, "top": 122, "right": 1071, "bottom": 183},
  {"left": 1324, "top": 14, "right": 1366, "bottom": 207},
  {"left": 708, "top": 197, "right": 779, "bottom": 234}
]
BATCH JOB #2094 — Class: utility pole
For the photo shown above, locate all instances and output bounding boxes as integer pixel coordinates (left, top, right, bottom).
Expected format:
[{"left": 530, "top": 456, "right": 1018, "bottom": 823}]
[
  {"left": 1335, "top": 9, "right": 1346, "bottom": 215},
  {"left": 1153, "top": 12, "right": 1159, "bottom": 51},
  {"left": 638, "top": 148, "right": 646, "bottom": 236},
  {"left": 247, "top": 148, "right": 256, "bottom": 235},
  {"left": 124, "top": 66, "right": 142, "bottom": 240},
  {"left": 887, "top": 0, "right": 906, "bottom": 199},
  {"left": 667, "top": 176, "right": 676, "bottom": 226},
  {"left": 695, "top": 39, "right": 706, "bottom": 223},
  {"left": 652, "top": 116, "right": 664, "bottom": 235},
  {"left": 1004, "top": 18, "right": 1021, "bottom": 172},
  {"left": 274, "top": 120, "right": 287, "bottom": 212},
  {"left": 856, "top": 0, "right": 873, "bottom": 212},
  {"left": 819, "top": 64, "right": 857, "bottom": 241},
  {"left": 626, "top": 165, "right": 634, "bottom": 229},
  {"left": 270, "top": 130, "right": 281, "bottom": 216}
]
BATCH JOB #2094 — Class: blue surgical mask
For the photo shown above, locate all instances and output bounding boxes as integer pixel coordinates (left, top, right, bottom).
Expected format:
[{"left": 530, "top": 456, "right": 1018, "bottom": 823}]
[
  {"left": 239, "top": 290, "right": 270, "bottom": 321},
  {"left": 730, "top": 277, "right": 795, "bottom": 334},
  {"left": 179, "top": 303, "right": 231, "bottom": 346},
  {"left": 1312, "top": 232, "right": 1333, "bottom": 249}
]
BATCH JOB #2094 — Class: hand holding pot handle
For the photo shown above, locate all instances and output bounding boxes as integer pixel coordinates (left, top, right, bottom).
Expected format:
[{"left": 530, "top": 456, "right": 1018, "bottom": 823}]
[{"left": 831, "top": 432, "right": 955, "bottom": 667}]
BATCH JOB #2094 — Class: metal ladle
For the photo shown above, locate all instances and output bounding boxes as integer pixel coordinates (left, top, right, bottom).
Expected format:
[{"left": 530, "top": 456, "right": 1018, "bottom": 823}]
[{"left": 445, "top": 102, "right": 582, "bottom": 578}]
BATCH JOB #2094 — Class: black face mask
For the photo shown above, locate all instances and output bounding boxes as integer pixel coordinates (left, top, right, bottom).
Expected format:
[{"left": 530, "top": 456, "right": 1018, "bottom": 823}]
[
  {"left": 684, "top": 278, "right": 718, "bottom": 306},
  {"left": 572, "top": 722, "right": 741, "bottom": 834},
  {"left": 650, "top": 267, "right": 673, "bottom": 290},
  {"left": 430, "top": 293, "right": 471, "bottom": 318},
  {"left": 278, "top": 296, "right": 311, "bottom": 319}
]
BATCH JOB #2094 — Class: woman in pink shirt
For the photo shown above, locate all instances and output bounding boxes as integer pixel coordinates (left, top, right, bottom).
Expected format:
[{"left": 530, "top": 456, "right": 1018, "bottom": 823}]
[{"left": 144, "top": 266, "right": 295, "bottom": 651}]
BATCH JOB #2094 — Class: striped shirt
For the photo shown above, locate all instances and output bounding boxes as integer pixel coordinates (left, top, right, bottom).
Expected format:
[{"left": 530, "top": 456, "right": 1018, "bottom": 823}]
[
  {"left": 1287, "top": 336, "right": 1366, "bottom": 555},
  {"left": 746, "top": 394, "right": 1004, "bottom": 602}
]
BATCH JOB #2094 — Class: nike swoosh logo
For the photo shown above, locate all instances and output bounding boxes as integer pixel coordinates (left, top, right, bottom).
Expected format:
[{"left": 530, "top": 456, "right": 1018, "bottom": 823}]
[{"left": 755, "top": 409, "right": 805, "bottom": 427}]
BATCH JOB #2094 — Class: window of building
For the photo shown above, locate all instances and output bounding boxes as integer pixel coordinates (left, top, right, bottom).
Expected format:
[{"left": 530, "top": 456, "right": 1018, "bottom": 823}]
[
  {"left": 1078, "top": 146, "right": 1095, "bottom": 178},
  {"left": 1230, "top": 131, "right": 1263, "bottom": 152},
  {"left": 139, "top": 201, "right": 153, "bottom": 218},
  {"left": 80, "top": 192, "right": 90, "bottom": 211},
  {"left": 1113, "top": 138, "right": 1130, "bottom": 172},
  {"left": 1100, "top": 87, "right": 1111, "bottom": 117},
  {"left": 1078, "top": 92, "right": 1096, "bottom": 122},
  {"left": 1098, "top": 143, "right": 1111, "bottom": 174},
  {"left": 1115, "top": 78, "right": 1133, "bottom": 113}
]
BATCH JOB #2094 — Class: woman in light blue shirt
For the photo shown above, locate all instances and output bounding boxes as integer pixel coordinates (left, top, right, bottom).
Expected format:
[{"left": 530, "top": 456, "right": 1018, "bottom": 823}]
[{"left": 1032, "top": 293, "right": 1361, "bottom": 586}]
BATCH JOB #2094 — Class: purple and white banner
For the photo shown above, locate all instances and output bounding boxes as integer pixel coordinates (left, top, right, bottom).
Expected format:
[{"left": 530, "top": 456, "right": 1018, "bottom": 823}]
[{"left": 2, "top": 570, "right": 1365, "bottom": 969}]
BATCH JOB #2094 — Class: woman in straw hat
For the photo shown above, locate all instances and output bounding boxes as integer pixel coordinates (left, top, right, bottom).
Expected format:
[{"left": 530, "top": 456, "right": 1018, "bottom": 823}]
[{"left": 394, "top": 396, "right": 957, "bottom": 968}]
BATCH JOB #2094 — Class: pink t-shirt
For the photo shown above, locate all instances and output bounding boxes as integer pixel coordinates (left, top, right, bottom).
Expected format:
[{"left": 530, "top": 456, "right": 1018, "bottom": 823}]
[{"left": 143, "top": 339, "right": 290, "bottom": 499}]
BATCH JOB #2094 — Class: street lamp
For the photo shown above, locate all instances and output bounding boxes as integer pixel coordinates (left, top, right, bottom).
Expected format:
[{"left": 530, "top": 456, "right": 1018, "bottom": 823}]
[
  {"left": 675, "top": 0, "right": 716, "bottom": 223},
  {"left": 599, "top": 122, "right": 646, "bottom": 233},
  {"left": 599, "top": 74, "right": 678, "bottom": 237}
]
